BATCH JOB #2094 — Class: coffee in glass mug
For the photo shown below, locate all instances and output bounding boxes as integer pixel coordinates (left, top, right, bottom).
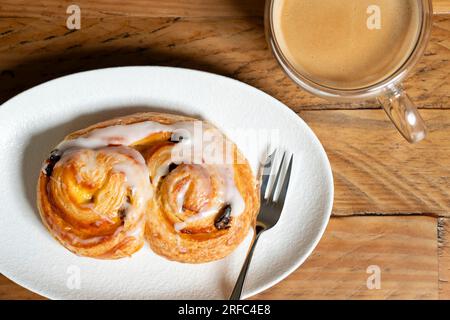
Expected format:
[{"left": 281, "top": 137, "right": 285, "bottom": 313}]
[{"left": 265, "top": 0, "right": 434, "bottom": 143}]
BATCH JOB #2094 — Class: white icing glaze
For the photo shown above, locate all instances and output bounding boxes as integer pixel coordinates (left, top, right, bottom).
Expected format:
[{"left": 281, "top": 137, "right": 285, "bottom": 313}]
[
  {"left": 217, "top": 165, "right": 245, "bottom": 217},
  {"left": 174, "top": 206, "right": 220, "bottom": 232},
  {"left": 172, "top": 164, "right": 245, "bottom": 232},
  {"left": 51, "top": 119, "right": 247, "bottom": 234},
  {"left": 176, "top": 180, "right": 191, "bottom": 213},
  {"left": 49, "top": 218, "right": 125, "bottom": 246},
  {"left": 52, "top": 146, "right": 150, "bottom": 245},
  {"left": 106, "top": 147, "right": 151, "bottom": 240},
  {"left": 153, "top": 159, "right": 172, "bottom": 185},
  {"left": 57, "top": 121, "right": 202, "bottom": 153}
]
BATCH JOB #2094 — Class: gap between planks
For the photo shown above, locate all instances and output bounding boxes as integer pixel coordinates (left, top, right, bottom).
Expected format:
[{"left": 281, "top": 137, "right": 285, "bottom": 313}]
[
  {"left": 299, "top": 109, "right": 450, "bottom": 217},
  {"left": 253, "top": 215, "right": 439, "bottom": 299}
]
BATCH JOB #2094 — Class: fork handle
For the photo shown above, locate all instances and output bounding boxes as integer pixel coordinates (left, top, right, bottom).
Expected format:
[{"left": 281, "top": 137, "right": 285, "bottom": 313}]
[{"left": 229, "top": 225, "right": 265, "bottom": 300}]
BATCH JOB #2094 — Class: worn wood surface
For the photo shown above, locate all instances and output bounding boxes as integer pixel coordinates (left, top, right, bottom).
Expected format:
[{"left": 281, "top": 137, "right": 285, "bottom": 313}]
[
  {"left": 0, "top": 0, "right": 449, "bottom": 17},
  {"left": 0, "top": 216, "right": 440, "bottom": 300},
  {"left": 254, "top": 216, "right": 438, "bottom": 299},
  {"left": 0, "top": 0, "right": 449, "bottom": 299},
  {"left": 301, "top": 109, "right": 450, "bottom": 217},
  {"left": 438, "top": 218, "right": 450, "bottom": 299},
  {"left": 0, "top": 16, "right": 448, "bottom": 109},
  {"left": 435, "top": 0, "right": 450, "bottom": 14},
  {"left": 0, "top": 276, "right": 44, "bottom": 300}
]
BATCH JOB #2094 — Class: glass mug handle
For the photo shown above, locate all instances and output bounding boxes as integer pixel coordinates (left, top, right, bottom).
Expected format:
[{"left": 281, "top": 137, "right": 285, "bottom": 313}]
[{"left": 378, "top": 86, "right": 427, "bottom": 143}]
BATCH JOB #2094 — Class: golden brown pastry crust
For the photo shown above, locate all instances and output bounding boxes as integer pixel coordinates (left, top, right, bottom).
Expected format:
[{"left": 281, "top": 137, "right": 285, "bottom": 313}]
[
  {"left": 37, "top": 112, "right": 259, "bottom": 262},
  {"left": 145, "top": 145, "right": 259, "bottom": 263}
]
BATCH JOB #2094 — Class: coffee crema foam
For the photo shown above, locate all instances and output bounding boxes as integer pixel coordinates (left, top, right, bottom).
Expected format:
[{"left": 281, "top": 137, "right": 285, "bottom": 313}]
[{"left": 272, "top": 0, "right": 421, "bottom": 90}]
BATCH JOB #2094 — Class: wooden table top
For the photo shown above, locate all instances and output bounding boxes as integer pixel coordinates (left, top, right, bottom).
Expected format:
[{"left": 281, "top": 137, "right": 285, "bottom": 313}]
[{"left": 0, "top": 0, "right": 449, "bottom": 300}]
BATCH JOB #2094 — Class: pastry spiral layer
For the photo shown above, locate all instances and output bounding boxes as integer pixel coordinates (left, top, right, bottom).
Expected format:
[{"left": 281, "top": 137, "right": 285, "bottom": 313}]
[
  {"left": 38, "top": 145, "right": 150, "bottom": 259},
  {"left": 37, "top": 112, "right": 259, "bottom": 262}
]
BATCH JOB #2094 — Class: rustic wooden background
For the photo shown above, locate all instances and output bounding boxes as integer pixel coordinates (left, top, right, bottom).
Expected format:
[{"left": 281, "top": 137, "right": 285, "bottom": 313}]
[{"left": 0, "top": 0, "right": 449, "bottom": 300}]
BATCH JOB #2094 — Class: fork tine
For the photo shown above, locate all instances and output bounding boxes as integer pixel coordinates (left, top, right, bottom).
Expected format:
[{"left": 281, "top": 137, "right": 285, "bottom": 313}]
[
  {"left": 260, "top": 149, "right": 276, "bottom": 201},
  {"left": 268, "top": 151, "right": 286, "bottom": 202},
  {"left": 276, "top": 154, "right": 293, "bottom": 205}
]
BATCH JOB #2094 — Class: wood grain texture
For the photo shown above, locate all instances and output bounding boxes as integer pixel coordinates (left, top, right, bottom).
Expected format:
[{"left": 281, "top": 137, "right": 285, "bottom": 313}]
[
  {"left": 0, "top": 276, "right": 44, "bottom": 300},
  {"left": 438, "top": 218, "right": 450, "bottom": 298},
  {"left": 300, "top": 109, "right": 450, "bottom": 216},
  {"left": 434, "top": 0, "right": 450, "bottom": 14},
  {"left": 0, "top": 0, "right": 265, "bottom": 18},
  {"left": 0, "top": 0, "right": 447, "bottom": 18},
  {"left": 254, "top": 216, "right": 438, "bottom": 300},
  {"left": 1, "top": 216, "right": 439, "bottom": 300},
  {"left": 0, "top": 16, "right": 448, "bottom": 108},
  {"left": 3, "top": 108, "right": 447, "bottom": 298},
  {"left": 0, "top": 0, "right": 449, "bottom": 301}
]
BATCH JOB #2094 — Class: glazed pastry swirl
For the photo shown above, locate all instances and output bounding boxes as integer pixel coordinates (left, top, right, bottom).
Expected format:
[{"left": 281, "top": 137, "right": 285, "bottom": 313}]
[
  {"left": 145, "top": 139, "right": 258, "bottom": 263},
  {"left": 37, "top": 112, "right": 259, "bottom": 262},
  {"left": 38, "top": 145, "right": 151, "bottom": 259}
]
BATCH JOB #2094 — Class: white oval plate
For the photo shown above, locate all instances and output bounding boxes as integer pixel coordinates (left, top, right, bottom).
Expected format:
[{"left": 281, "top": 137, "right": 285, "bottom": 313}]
[{"left": 0, "top": 67, "right": 333, "bottom": 299}]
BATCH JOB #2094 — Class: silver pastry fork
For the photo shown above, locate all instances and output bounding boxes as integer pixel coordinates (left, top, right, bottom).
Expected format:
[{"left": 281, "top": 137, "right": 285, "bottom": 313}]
[{"left": 229, "top": 150, "right": 293, "bottom": 300}]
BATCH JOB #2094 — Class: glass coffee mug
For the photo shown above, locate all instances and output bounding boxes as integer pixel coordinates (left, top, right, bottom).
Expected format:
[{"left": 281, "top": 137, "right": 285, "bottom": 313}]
[{"left": 265, "top": 0, "right": 433, "bottom": 143}]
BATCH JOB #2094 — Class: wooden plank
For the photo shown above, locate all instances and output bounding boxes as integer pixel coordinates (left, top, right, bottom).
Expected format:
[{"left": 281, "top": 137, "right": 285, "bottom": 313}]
[
  {"left": 300, "top": 109, "right": 450, "bottom": 216},
  {"left": 0, "top": 0, "right": 264, "bottom": 18},
  {"left": 2, "top": 110, "right": 446, "bottom": 297},
  {"left": 0, "top": 0, "right": 447, "bottom": 302},
  {"left": 0, "top": 16, "right": 448, "bottom": 109},
  {"left": 1, "top": 215, "right": 439, "bottom": 299},
  {"left": 0, "top": 0, "right": 447, "bottom": 18},
  {"left": 438, "top": 218, "right": 450, "bottom": 298},
  {"left": 435, "top": 0, "right": 450, "bottom": 14},
  {"left": 0, "top": 19, "right": 448, "bottom": 215},
  {"left": 0, "top": 274, "right": 44, "bottom": 299},
  {"left": 254, "top": 216, "right": 438, "bottom": 299}
]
